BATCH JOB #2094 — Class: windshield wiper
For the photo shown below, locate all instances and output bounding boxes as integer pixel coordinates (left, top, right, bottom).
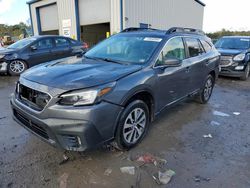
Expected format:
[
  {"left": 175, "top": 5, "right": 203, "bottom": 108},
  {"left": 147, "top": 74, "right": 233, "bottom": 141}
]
[
  {"left": 85, "top": 56, "right": 124, "bottom": 65},
  {"left": 99, "top": 58, "right": 124, "bottom": 65}
]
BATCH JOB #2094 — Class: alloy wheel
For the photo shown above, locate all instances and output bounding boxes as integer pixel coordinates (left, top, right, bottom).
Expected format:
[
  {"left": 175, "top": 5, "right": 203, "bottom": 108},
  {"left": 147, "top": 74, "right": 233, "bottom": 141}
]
[
  {"left": 203, "top": 78, "right": 213, "bottom": 101},
  {"left": 122, "top": 108, "right": 146, "bottom": 144},
  {"left": 9, "top": 60, "right": 25, "bottom": 74}
]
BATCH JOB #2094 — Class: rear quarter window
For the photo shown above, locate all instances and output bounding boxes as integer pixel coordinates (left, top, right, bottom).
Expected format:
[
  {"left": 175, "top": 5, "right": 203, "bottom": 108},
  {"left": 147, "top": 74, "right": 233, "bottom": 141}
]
[
  {"left": 185, "top": 38, "right": 205, "bottom": 58},
  {"left": 200, "top": 39, "right": 213, "bottom": 52}
]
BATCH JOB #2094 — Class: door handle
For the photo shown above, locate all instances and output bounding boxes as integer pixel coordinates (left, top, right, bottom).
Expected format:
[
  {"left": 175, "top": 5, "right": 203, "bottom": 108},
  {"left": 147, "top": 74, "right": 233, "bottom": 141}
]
[{"left": 185, "top": 66, "right": 190, "bottom": 73}]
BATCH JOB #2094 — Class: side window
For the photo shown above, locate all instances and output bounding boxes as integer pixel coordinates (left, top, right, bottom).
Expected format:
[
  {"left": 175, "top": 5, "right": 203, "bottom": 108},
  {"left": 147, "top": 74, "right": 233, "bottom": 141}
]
[
  {"left": 200, "top": 39, "right": 212, "bottom": 52},
  {"left": 156, "top": 37, "right": 185, "bottom": 66},
  {"left": 185, "top": 38, "right": 204, "bottom": 57},
  {"left": 55, "top": 38, "right": 69, "bottom": 47},
  {"left": 34, "top": 39, "right": 53, "bottom": 50}
]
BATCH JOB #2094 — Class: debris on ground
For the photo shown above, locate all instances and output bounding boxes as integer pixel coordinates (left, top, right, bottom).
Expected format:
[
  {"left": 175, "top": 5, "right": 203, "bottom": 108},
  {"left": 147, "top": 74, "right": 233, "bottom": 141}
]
[
  {"left": 7, "top": 182, "right": 13, "bottom": 188},
  {"left": 58, "top": 173, "right": 69, "bottom": 188},
  {"left": 120, "top": 166, "right": 135, "bottom": 175},
  {"left": 104, "top": 168, "right": 112, "bottom": 176},
  {"left": 137, "top": 154, "right": 156, "bottom": 164},
  {"left": 158, "top": 169, "right": 176, "bottom": 185},
  {"left": 193, "top": 175, "right": 211, "bottom": 182},
  {"left": 41, "top": 175, "right": 51, "bottom": 183},
  {"left": 210, "top": 121, "right": 221, "bottom": 126},
  {"left": 0, "top": 116, "right": 6, "bottom": 120},
  {"left": 213, "top": 110, "right": 230, "bottom": 117},
  {"left": 203, "top": 134, "right": 213, "bottom": 138},
  {"left": 134, "top": 170, "right": 141, "bottom": 188},
  {"left": 59, "top": 154, "right": 70, "bottom": 165},
  {"left": 233, "top": 112, "right": 241, "bottom": 116},
  {"left": 136, "top": 153, "right": 167, "bottom": 167}
]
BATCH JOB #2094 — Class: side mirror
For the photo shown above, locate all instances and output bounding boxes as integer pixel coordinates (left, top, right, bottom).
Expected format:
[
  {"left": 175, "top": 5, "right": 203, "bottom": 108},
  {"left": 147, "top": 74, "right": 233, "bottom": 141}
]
[
  {"left": 76, "top": 51, "right": 86, "bottom": 58},
  {"left": 163, "top": 58, "right": 182, "bottom": 67},
  {"left": 30, "top": 45, "right": 37, "bottom": 51}
]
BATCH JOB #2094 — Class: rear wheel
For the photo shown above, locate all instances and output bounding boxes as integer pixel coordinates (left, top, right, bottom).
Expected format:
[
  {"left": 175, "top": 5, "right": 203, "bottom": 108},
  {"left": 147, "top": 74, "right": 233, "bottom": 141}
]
[
  {"left": 240, "top": 63, "right": 249, "bottom": 81},
  {"left": 196, "top": 74, "right": 215, "bottom": 104},
  {"left": 8, "top": 60, "right": 27, "bottom": 76},
  {"left": 114, "top": 100, "right": 149, "bottom": 150}
]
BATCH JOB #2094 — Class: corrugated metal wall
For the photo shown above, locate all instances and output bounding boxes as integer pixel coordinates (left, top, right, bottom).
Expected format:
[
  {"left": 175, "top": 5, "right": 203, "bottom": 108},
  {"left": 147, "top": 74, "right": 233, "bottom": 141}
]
[
  {"left": 57, "top": 0, "right": 77, "bottom": 39},
  {"left": 124, "top": 0, "right": 204, "bottom": 30}
]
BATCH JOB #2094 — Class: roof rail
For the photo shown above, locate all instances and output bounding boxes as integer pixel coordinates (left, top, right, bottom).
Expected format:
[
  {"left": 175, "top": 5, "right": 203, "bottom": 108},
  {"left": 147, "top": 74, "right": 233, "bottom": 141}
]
[
  {"left": 121, "top": 27, "right": 157, "bottom": 33},
  {"left": 166, "top": 27, "right": 205, "bottom": 35}
]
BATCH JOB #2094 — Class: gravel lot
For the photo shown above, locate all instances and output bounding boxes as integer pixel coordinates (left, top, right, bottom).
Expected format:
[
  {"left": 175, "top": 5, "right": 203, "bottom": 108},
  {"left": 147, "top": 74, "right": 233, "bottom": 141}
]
[{"left": 0, "top": 75, "right": 250, "bottom": 188}]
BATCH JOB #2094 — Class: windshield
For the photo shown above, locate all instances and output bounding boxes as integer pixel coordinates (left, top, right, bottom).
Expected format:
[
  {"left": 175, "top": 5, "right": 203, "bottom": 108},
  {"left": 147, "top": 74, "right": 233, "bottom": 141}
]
[
  {"left": 7, "top": 38, "right": 36, "bottom": 49},
  {"left": 215, "top": 37, "right": 250, "bottom": 50},
  {"left": 84, "top": 35, "right": 162, "bottom": 64}
]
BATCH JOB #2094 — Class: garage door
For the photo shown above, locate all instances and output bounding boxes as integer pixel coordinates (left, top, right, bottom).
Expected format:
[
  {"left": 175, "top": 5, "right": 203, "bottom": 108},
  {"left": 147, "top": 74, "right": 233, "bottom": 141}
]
[
  {"left": 79, "top": 0, "right": 111, "bottom": 25},
  {"left": 39, "top": 4, "right": 59, "bottom": 32}
]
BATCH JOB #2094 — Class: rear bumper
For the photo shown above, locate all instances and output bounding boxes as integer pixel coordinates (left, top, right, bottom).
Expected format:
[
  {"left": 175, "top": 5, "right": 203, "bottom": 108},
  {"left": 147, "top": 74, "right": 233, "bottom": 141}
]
[{"left": 11, "top": 95, "right": 123, "bottom": 151}]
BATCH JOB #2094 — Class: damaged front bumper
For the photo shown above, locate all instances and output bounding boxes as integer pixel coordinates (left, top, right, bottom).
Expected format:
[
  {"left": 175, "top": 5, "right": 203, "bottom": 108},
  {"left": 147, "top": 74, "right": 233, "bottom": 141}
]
[
  {"left": 0, "top": 62, "right": 8, "bottom": 73},
  {"left": 10, "top": 79, "right": 123, "bottom": 151}
]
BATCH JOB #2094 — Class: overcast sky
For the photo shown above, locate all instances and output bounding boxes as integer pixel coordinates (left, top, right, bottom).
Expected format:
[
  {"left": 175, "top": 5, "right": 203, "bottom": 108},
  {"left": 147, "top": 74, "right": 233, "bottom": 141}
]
[
  {"left": 0, "top": 0, "right": 249, "bottom": 32},
  {"left": 203, "top": 0, "right": 250, "bottom": 32}
]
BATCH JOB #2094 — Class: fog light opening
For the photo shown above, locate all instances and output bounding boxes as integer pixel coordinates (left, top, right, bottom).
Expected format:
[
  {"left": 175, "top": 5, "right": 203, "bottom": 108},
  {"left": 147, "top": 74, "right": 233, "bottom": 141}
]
[{"left": 235, "top": 66, "right": 244, "bottom": 70}]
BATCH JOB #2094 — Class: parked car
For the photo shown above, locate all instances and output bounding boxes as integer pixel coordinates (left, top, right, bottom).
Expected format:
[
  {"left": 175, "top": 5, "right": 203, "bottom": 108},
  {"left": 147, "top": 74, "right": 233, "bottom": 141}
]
[
  {"left": 11, "top": 27, "right": 220, "bottom": 151},
  {"left": 215, "top": 36, "right": 250, "bottom": 80},
  {"left": 0, "top": 35, "right": 88, "bottom": 76}
]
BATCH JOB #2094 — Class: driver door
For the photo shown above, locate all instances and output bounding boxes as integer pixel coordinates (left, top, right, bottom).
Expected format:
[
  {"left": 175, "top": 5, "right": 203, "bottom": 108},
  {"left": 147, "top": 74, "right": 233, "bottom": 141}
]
[
  {"left": 28, "top": 38, "right": 53, "bottom": 66},
  {"left": 154, "top": 37, "right": 191, "bottom": 112}
]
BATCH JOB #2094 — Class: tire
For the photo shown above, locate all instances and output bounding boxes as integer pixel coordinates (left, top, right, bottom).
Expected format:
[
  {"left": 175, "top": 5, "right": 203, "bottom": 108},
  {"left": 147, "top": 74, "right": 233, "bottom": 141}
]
[
  {"left": 8, "top": 60, "right": 28, "bottom": 76},
  {"left": 240, "top": 64, "right": 250, "bottom": 81},
  {"left": 114, "top": 100, "right": 150, "bottom": 150},
  {"left": 196, "top": 74, "right": 215, "bottom": 104}
]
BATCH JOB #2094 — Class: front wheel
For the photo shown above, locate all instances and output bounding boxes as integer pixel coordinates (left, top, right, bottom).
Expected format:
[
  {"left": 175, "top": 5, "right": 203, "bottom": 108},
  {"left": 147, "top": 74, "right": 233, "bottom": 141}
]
[
  {"left": 240, "top": 64, "right": 249, "bottom": 81},
  {"left": 8, "top": 60, "right": 28, "bottom": 76},
  {"left": 196, "top": 74, "right": 215, "bottom": 104},
  {"left": 114, "top": 100, "right": 149, "bottom": 150}
]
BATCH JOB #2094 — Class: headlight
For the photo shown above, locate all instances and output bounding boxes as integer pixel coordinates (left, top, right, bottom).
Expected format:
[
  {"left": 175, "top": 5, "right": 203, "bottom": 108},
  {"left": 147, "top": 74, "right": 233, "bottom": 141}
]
[
  {"left": 233, "top": 53, "right": 245, "bottom": 61},
  {"left": 58, "top": 82, "right": 115, "bottom": 106},
  {"left": 0, "top": 54, "right": 5, "bottom": 59}
]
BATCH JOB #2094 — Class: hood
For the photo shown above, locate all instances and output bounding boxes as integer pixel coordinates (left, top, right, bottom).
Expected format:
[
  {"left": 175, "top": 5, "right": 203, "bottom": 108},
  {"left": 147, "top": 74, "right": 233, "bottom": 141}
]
[
  {"left": 217, "top": 48, "right": 245, "bottom": 56},
  {"left": 0, "top": 48, "right": 17, "bottom": 55},
  {"left": 21, "top": 57, "right": 142, "bottom": 90}
]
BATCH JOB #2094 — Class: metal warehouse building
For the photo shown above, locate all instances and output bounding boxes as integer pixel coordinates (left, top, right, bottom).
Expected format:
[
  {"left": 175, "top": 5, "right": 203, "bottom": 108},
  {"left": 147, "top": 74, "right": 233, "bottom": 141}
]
[{"left": 27, "top": 0, "right": 205, "bottom": 46}]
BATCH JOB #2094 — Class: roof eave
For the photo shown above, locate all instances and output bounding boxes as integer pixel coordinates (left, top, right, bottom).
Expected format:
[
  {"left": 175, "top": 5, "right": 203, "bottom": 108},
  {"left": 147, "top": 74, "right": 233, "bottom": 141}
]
[
  {"left": 26, "top": 0, "right": 41, "bottom": 5},
  {"left": 194, "top": 0, "right": 206, "bottom": 7}
]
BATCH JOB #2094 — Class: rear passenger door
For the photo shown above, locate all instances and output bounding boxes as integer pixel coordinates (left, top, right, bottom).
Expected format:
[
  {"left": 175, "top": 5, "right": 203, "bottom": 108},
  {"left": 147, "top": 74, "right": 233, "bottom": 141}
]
[
  {"left": 52, "top": 38, "right": 71, "bottom": 59},
  {"left": 154, "top": 37, "right": 191, "bottom": 111},
  {"left": 184, "top": 37, "right": 207, "bottom": 92}
]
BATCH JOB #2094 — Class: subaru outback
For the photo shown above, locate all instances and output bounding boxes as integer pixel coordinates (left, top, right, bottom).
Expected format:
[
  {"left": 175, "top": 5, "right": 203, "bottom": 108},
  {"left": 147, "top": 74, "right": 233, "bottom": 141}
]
[{"left": 11, "top": 27, "right": 220, "bottom": 151}]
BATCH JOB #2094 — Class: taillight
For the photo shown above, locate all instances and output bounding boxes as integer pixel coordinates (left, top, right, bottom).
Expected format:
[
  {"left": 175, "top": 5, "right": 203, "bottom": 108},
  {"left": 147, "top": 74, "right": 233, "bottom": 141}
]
[{"left": 83, "top": 42, "right": 89, "bottom": 49}]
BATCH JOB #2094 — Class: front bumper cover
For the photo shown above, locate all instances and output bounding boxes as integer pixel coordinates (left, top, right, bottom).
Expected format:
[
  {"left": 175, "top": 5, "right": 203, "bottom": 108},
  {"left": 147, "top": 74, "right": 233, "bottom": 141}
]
[{"left": 11, "top": 93, "right": 123, "bottom": 151}]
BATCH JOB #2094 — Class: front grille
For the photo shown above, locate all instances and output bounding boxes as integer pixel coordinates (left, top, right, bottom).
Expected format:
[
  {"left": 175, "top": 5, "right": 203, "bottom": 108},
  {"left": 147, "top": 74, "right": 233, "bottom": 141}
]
[
  {"left": 17, "top": 84, "right": 51, "bottom": 111},
  {"left": 220, "top": 56, "right": 233, "bottom": 67},
  {"left": 14, "top": 109, "right": 49, "bottom": 140}
]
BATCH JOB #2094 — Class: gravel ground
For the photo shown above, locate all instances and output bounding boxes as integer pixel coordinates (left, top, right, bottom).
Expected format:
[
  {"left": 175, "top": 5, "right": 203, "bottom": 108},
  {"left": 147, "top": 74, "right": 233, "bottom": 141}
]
[{"left": 0, "top": 75, "right": 249, "bottom": 188}]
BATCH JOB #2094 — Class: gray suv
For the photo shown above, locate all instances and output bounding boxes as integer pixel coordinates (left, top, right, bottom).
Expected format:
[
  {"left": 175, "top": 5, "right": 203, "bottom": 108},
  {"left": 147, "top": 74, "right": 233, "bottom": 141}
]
[{"left": 11, "top": 27, "right": 220, "bottom": 151}]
